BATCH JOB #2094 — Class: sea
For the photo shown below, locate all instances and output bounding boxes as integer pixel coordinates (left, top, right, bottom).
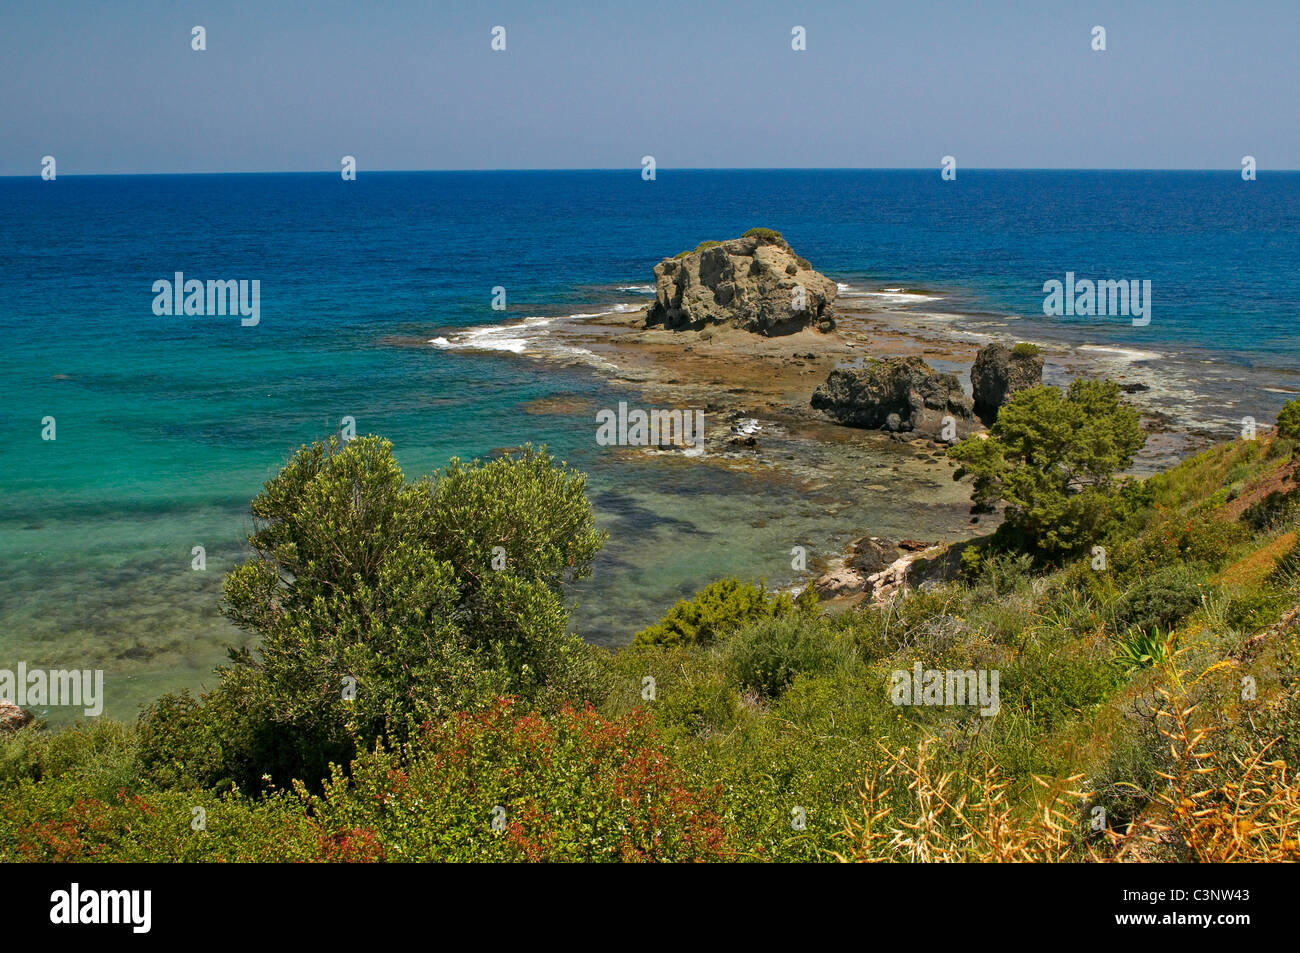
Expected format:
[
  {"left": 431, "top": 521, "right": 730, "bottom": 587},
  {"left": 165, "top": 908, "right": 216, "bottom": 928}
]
[{"left": 3, "top": 169, "right": 1298, "bottom": 721}]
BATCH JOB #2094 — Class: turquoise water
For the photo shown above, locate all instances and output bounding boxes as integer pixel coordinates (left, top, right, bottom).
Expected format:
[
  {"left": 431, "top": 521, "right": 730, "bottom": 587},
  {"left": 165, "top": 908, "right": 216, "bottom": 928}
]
[{"left": 3, "top": 170, "right": 1299, "bottom": 721}]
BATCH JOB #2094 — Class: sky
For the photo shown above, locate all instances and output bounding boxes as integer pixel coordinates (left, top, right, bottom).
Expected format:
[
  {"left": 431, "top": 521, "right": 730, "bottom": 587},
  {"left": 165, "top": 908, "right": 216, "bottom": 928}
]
[{"left": 1, "top": 0, "right": 1296, "bottom": 175}]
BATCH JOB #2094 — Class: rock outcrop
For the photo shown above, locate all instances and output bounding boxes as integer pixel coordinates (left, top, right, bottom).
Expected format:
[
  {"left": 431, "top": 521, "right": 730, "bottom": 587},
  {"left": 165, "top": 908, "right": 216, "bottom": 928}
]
[
  {"left": 812, "top": 537, "right": 973, "bottom": 604},
  {"left": 810, "top": 356, "right": 976, "bottom": 440},
  {"left": 970, "top": 343, "right": 1043, "bottom": 425},
  {"left": 646, "top": 231, "right": 837, "bottom": 335},
  {"left": 813, "top": 539, "right": 948, "bottom": 604},
  {"left": 846, "top": 536, "right": 903, "bottom": 575},
  {"left": 0, "top": 701, "right": 33, "bottom": 732}
]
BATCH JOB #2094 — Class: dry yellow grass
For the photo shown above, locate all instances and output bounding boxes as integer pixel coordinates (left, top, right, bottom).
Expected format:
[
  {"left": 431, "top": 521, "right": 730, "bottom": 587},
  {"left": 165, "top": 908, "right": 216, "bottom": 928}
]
[
  {"left": 837, "top": 658, "right": 1300, "bottom": 863},
  {"left": 1214, "top": 528, "right": 1298, "bottom": 589},
  {"left": 835, "top": 739, "right": 1092, "bottom": 863}
]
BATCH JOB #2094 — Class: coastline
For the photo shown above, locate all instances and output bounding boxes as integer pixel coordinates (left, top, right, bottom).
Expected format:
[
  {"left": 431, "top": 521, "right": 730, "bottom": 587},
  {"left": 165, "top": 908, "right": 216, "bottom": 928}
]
[
  {"left": 428, "top": 289, "right": 1231, "bottom": 476},
  {"left": 423, "top": 284, "right": 1243, "bottom": 610}
]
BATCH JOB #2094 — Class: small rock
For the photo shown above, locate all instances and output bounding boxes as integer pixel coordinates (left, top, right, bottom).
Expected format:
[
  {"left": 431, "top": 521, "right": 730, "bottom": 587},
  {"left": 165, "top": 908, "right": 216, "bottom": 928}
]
[{"left": 0, "top": 702, "right": 34, "bottom": 732}]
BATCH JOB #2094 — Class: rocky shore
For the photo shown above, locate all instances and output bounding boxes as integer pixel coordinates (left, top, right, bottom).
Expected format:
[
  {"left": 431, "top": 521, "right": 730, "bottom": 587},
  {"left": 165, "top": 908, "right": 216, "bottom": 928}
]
[{"left": 426, "top": 231, "right": 1222, "bottom": 606}]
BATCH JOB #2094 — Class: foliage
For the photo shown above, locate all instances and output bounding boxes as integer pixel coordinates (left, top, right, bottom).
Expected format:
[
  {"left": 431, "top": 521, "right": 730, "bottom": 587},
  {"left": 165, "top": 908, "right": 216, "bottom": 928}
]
[
  {"left": 0, "top": 783, "right": 323, "bottom": 862},
  {"left": 1004, "top": 642, "right": 1120, "bottom": 731},
  {"left": 948, "top": 379, "right": 1145, "bottom": 557},
  {"left": 836, "top": 739, "right": 1087, "bottom": 862},
  {"left": 1111, "top": 508, "right": 1243, "bottom": 581},
  {"left": 633, "top": 577, "right": 808, "bottom": 648},
  {"left": 1277, "top": 396, "right": 1300, "bottom": 442},
  {"left": 1242, "top": 485, "right": 1300, "bottom": 531},
  {"left": 723, "top": 615, "right": 855, "bottom": 700},
  {"left": 140, "top": 437, "right": 607, "bottom": 791},
  {"left": 1113, "top": 628, "right": 1175, "bottom": 673},
  {"left": 305, "top": 698, "right": 732, "bottom": 862},
  {"left": 0, "top": 720, "right": 137, "bottom": 796},
  {"left": 16, "top": 408, "right": 1300, "bottom": 865},
  {"left": 1111, "top": 565, "right": 1204, "bottom": 635}
]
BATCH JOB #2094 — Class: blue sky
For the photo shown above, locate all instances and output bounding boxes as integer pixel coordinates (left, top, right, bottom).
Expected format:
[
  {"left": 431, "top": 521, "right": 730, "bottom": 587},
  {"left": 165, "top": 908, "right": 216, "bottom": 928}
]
[{"left": 2, "top": 0, "right": 1296, "bottom": 174}]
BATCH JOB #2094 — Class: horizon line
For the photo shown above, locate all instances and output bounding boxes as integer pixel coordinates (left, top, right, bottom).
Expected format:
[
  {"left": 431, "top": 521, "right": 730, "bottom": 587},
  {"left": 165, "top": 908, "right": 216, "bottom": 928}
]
[{"left": 3, "top": 166, "right": 1296, "bottom": 179}]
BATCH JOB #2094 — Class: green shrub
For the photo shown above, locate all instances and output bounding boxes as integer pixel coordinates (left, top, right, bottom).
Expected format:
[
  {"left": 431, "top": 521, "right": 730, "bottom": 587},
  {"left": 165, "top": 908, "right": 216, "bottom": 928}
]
[
  {"left": 144, "top": 437, "right": 608, "bottom": 792},
  {"left": 1113, "top": 627, "right": 1175, "bottom": 672},
  {"left": 1113, "top": 508, "right": 1244, "bottom": 580},
  {"left": 948, "top": 379, "right": 1146, "bottom": 557},
  {"left": 960, "top": 548, "right": 1036, "bottom": 595},
  {"left": 1111, "top": 565, "right": 1205, "bottom": 635},
  {"left": 0, "top": 720, "right": 137, "bottom": 797},
  {"left": 306, "top": 698, "right": 732, "bottom": 862},
  {"left": 1012, "top": 342, "right": 1040, "bottom": 358},
  {"left": 724, "top": 616, "right": 852, "bottom": 700},
  {"left": 1003, "top": 643, "right": 1120, "bottom": 732},
  {"left": 135, "top": 678, "right": 267, "bottom": 794},
  {"left": 742, "top": 227, "right": 783, "bottom": 243},
  {"left": 1277, "top": 396, "right": 1300, "bottom": 441},
  {"left": 1088, "top": 732, "right": 1164, "bottom": 836},
  {"left": 1224, "top": 588, "right": 1290, "bottom": 632},
  {"left": 633, "top": 577, "right": 806, "bottom": 647},
  {"left": 684, "top": 671, "right": 884, "bottom": 861},
  {"left": 1268, "top": 536, "right": 1300, "bottom": 587},
  {"left": 0, "top": 781, "right": 323, "bottom": 862}
]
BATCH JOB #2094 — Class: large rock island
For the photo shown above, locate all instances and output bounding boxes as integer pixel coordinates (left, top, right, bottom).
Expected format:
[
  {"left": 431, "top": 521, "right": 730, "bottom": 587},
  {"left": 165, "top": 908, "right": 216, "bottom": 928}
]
[{"left": 646, "top": 229, "right": 837, "bottom": 335}]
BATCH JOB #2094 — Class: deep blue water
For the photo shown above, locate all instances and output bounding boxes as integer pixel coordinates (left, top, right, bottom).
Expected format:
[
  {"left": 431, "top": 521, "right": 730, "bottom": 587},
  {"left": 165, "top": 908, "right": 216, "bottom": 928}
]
[{"left": 2, "top": 169, "right": 1298, "bottom": 720}]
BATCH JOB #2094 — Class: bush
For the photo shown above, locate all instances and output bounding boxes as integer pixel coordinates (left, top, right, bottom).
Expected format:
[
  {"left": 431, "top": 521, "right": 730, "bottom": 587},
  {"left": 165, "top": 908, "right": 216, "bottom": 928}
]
[
  {"left": 948, "top": 379, "right": 1146, "bottom": 557},
  {"left": 1113, "top": 509, "right": 1244, "bottom": 579},
  {"left": 1224, "top": 588, "right": 1290, "bottom": 632},
  {"left": 136, "top": 682, "right": 264, "bottom": 793},
  {"left": 1277, "top": 396, "right": 1300, "bottom": 441},
  {"left": 1111, "top": 565, "right": 1205, "bottom": 635},
  {"left": 724, "top": 616, "right": 852, "bottom": 700},
  {"left": 1004, "top": 643, "right": 1120, "bottom": 732},
  {"left": 0, "top": 721, "right": 137, "bottom": 797},
  {"left": 143, "top": 437, "right": 608, "bottom": 791},
  {"left": 742, "top": 227, "right": 783, "bottom": 243},
  {"left": 1269, "top": 536, "right": 1300, "bottom": 587},
  {"left": 306, "top": 698, "right": 732, "bottom": 862},
  {"left": 958, "top": 546, "right": 1035, "bottom": 595},
  {"left": 1012, "top": 342, "right": 1040, "bottom": 358},
  {"left": 633, "top": 577, "right": 809, "bottom": 648},
  {"left": 0, "top": 783, "right": 323, "bottom": 862},
  {"left": 1241, "top": 485, "right": 1300, "bottom": 531}
]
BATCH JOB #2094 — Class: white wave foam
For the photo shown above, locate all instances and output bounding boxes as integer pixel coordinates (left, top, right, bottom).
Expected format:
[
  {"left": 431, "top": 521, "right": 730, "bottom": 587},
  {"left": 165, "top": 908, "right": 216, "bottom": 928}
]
[
  {"left": 568, "top": 303, "right": 640, "bottom": 318},
  {"left": 430, "top": 320, "right": 547, "bottom": 354},
  {"left": 1077, "top": 345, "right": 1162, "bottom": 363},
  {"left": 862, "top": 290, "right": 942, "bottom": 303}
]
